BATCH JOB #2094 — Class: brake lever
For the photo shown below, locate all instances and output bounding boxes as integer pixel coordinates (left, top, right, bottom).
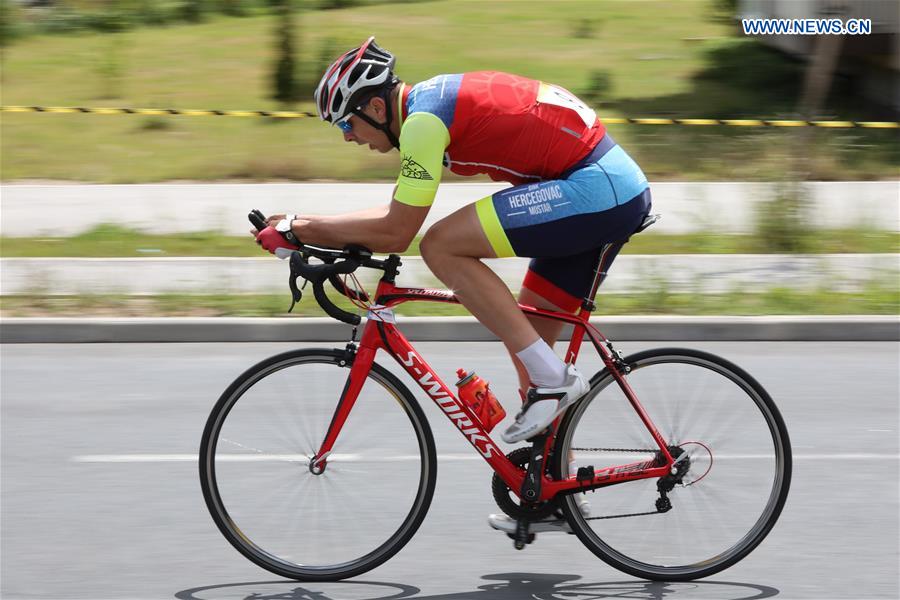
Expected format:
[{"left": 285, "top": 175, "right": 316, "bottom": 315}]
[
  {"left": 288, "top": 275, "right": 306, "bottom": 313},
  {"left": 287, "top": 251, "right": 311, "bottom": 313}
]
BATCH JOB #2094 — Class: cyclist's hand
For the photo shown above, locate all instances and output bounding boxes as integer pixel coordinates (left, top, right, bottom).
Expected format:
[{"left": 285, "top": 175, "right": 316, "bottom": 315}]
[
  {"left": 256, "top": 225, "right": 300, "bottom": 255},
  {"left": 265, "top": 214, "right": 287, "bottom": 227},
  {"left": 248, "top": 213, "right": 286, "bottom": 236}
]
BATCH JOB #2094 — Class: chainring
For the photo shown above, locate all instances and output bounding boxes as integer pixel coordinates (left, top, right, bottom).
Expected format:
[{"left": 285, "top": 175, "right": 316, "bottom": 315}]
[{"left": 491, "top": 447, "right": 559, "bottom": 521}]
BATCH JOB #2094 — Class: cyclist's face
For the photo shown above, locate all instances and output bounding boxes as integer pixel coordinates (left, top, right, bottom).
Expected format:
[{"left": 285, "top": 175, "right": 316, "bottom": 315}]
[{"left": 339, "top": 98, "right": 393, "bottom": 153}]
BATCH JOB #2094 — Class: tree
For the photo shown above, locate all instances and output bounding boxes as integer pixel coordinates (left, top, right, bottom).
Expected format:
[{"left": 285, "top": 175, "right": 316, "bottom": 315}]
[
  {"left": 0, "top": 0, "right": 21, "bottom": 47},
  {"left": 181, "top": 0, "right": 208, "bottom": 24},
  {"left": 271, "top": 0, "right": 300, "bottom": 104}
]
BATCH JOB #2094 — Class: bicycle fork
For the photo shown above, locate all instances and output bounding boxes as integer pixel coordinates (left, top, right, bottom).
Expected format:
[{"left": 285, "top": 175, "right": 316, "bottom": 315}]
[{"left": 308, "top": 341, "right": 375, "bottom": 475}]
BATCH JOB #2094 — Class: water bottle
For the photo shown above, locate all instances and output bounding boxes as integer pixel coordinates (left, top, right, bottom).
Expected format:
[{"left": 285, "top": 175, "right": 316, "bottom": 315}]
[{"left": 455, "top": 369, "right": 506, "bottom": 432}]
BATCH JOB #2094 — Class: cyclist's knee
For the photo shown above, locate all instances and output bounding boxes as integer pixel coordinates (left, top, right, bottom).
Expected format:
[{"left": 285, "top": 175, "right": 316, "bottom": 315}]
[
  {"left": 420, "top": 219, "right": 456, "bottom": 265},
  {"left": 422, "top": 208, "right": 495, "bottom": 264}
]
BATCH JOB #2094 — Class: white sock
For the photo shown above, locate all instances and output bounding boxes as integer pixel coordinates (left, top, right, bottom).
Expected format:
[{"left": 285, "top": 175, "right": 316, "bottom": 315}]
[{"left": 516, "top": 339, "right": 567, "bottom": 388}]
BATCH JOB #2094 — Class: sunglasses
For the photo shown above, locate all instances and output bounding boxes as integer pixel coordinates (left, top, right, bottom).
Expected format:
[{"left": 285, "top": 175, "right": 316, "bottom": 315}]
[
  {"left": 336, "top": 117, "right": 353, "bottom": 133},
  {"left": 335, "top": 99, "right": 372, "bottom": 134}
]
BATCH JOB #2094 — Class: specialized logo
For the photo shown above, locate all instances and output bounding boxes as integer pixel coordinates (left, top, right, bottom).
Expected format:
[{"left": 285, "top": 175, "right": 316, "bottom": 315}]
[
  {"left": 408, "top": 288, "right": 455, "bottom": 299},
  {"left": 399, "top": 351, "right": 498, "bottom": 459},
  {"left": 401, "top": 154, "right": 434, "bottom": 180}
]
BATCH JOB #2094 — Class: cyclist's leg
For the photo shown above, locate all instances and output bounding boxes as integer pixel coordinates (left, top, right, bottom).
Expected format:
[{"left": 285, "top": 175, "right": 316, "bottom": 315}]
[
  {"left": 511, "top": 245, "right": 613, "bottom": 395},
  {"left": 493, "top": 192, "right": 652, "bottom": 388},
  {"left": 511, "top": 287, "right": 569, "bottom": 394},
  {"left": 425, "top": 138, "right": 651, "bottom": 441},
  {"left": 418, "top": 204, "right": 543, "bottom": 354}
]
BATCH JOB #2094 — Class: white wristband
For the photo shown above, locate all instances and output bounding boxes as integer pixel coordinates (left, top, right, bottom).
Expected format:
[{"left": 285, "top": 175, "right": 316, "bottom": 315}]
[{"left": 275, "top": 214, "right": 298, "bottom": 233}]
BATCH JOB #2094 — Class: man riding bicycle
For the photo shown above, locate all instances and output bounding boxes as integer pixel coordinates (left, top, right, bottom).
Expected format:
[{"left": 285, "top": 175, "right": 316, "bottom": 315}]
[{"left": 254, "top": 37, "right": 652, "bottom": 532}]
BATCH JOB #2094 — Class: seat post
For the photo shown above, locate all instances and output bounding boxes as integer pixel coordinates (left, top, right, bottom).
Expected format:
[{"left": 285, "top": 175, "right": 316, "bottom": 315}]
[
  {"left": 579, "top": 213, "right": 660, "bottom": 313},
  {"left": 581, "top": 241, "right": 626, "bottom": 312}
]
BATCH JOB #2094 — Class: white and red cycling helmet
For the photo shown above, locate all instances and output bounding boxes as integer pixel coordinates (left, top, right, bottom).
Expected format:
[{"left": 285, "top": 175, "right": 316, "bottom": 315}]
[{"left": 315, "top": 37, "right": 400, "bottom": 146}]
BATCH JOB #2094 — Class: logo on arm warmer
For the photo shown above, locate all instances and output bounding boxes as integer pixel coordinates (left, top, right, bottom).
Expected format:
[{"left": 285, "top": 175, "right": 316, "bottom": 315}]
[{"left": 401, "top": 154, "right": 434, "bottom": 180}]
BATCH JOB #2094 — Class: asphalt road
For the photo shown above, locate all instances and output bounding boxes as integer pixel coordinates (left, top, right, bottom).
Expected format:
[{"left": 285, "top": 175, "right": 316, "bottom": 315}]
[{"left": 2, "top": 341, "right": 898, "bottom": 600}]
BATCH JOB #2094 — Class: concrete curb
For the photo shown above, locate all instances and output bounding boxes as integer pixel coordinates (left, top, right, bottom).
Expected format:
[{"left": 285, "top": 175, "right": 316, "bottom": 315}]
[{"left": 1, "top": 316, "right": 897, "bottom": 343}]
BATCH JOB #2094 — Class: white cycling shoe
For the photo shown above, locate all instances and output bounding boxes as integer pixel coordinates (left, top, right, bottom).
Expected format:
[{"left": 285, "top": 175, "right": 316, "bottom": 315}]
[
  {"left": 501, "top": 364, "right": 589, "bottom": 444},
  {"left": 488, "top": 496, "right": 591, "bottom": 534}
]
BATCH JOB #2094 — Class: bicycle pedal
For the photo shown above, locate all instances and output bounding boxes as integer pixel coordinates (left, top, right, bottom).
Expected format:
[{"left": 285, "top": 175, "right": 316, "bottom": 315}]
[
  {"left": 513, "top": 518, "right": 535, "bottom": 550},
  {"left": 509, "top": 532, "right": 536, "bottom": 549}
]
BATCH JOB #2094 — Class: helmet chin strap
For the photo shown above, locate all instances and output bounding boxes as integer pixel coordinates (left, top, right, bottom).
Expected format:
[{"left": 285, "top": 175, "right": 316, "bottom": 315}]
[{"left": 351, "top": 88, "right": 400, "bottom": 150}]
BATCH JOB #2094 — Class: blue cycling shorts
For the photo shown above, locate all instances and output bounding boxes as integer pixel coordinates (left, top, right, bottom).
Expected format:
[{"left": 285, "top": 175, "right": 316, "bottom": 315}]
[{"left": 475, "top": 134, "right": 651, "bottom": 311}]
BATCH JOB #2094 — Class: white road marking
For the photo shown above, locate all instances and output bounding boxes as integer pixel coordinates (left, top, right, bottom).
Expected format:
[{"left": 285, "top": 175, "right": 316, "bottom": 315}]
[{"left": 71, "top": 452, "right": 900, "bottom": 463}]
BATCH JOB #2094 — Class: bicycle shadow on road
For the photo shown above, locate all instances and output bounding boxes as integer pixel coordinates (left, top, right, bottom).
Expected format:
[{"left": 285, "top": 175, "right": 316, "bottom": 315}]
[{"left": 174, "top": 572, "right": 780, "bottom": 600}]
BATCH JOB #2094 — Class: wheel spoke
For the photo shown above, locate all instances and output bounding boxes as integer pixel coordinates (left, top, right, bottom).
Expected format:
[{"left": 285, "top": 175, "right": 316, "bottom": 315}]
[
  {"left": 200, "top": 351, "right": 435, "bottom": 580},
  {"left": 560, "top": 349, "right": 791, "bottom": 580}
]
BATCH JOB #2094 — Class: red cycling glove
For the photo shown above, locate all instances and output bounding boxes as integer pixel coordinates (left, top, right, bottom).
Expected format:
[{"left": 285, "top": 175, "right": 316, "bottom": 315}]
[{"left": 256, "top": 218, "right": 300, "bottom": 255}]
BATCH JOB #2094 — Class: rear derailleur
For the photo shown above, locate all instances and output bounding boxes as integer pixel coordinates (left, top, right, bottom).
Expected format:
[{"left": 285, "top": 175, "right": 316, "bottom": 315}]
[{"left": 655, "top": 445, "right": 690, "bottom": 512}]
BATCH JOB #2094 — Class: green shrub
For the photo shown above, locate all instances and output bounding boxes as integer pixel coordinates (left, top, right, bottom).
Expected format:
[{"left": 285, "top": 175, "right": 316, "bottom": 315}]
[
  {"left": 0, "top": 0, "right": 22, "bottom": 47},
  {"left": 132, "top": 0, "right": 174, "bottom": 25},
  {"left": 137, "top": 117, "right": 173, "bottom": 131},
  {"left": 754, "top": 182, "right": 814, "bottom": 252},
  {"left": 319, "top": 0, "right": 357, "bottom": 9},
  {"left": 571, "top": 18, "right": 601, "bottom": 39},
  {"left": 38, "top": 7, "right": 90, "bottom": 34},
  {"left": 217, "top": 0, "right": 252, "bottom": 16},
  {"left": 581, "top": 69, "right": 614, "bottom": 106},
  {"left": 82, "top": 10, "right": 134, "bottom": 33},
  {"left": 180, "top": 0, "right": 208, "bottom": 23}
]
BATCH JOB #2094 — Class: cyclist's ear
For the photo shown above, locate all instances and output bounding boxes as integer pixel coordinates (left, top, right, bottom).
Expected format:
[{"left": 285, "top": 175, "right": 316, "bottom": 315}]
[{"left": 366, "top": 96, "right": 387, "bottom": 120}]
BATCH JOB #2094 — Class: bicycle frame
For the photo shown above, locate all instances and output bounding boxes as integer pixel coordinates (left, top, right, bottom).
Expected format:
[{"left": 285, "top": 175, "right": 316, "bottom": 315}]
[{"left": 312, "top": 277, "right": 676, "bottom": 503}]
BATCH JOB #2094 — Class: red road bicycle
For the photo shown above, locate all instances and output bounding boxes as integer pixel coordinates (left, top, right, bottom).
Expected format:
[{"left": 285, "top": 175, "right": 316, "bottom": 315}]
[{"left": 199, "top": 214, "right": 791, "bottom": 582}]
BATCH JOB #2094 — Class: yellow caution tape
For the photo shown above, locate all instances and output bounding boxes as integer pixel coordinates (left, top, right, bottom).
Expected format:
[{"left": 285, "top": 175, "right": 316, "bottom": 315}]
[
  {"left": 2, "top": 106, "right": 897, "bottom": 128},
  {"left": 676, "top": 119, "right": 719, "bottom": 126},
  {"left": 810, "top": 120, "right": 856, "bottom": 128}
]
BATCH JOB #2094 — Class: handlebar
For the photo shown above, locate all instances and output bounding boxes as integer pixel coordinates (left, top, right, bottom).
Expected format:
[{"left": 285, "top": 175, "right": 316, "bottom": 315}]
[
  {"left": 290, "top": 252, "right": 361, "bottom": 325},
  {"left": 250, "top": 209, "right": 400, "bottom": 325},
  {"left": 249, "top": 209, "right": 268, "bottom": 232}
]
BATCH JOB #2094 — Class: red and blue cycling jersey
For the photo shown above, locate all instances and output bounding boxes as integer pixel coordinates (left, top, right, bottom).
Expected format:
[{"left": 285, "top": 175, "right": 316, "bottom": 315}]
[
  {"left": 394, "top": 71, "right": 608, "bottom": 205},
  {"left": 393, "top": 71, "right": 651, "bottom": 311}
]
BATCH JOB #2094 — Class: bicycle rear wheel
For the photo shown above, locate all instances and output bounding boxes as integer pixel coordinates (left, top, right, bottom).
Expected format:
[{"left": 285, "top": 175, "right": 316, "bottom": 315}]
[
  {"left": 200, "top": 348, "right": 437, "bottom": 581},
  {"left": 555, "top": 348, "right": 791, "bottom": 581}
]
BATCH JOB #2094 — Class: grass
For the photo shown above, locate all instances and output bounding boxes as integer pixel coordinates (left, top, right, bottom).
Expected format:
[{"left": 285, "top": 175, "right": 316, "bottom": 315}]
[
  {"left": 2, "top": 285, "right": 897, "bottom": 317},
  {"left": 2, "top": 0, "right": 896, "bottom": 182},
  {"left": 1, "top": 224, "right": 897, "bottom": 257}
]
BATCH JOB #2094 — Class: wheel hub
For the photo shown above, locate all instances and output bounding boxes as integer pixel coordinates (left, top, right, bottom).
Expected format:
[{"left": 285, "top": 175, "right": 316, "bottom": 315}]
[{"left": 308, "top": 452, "right": 329, "bottom": 475}]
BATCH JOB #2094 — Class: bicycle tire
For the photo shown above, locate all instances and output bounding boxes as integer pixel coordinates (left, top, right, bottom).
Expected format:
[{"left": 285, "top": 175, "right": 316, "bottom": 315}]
[
  {"left": 200, "top": 348, "right": 437, "bottom": 581},
  {"left": 554, "top": 347, "right": 791, "bottom": 581}
]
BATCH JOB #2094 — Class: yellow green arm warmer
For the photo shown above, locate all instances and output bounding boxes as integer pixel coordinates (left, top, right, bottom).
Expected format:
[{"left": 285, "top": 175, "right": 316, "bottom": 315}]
[{"left": 394, "top": 112, "right": 450, "bottom": 207}]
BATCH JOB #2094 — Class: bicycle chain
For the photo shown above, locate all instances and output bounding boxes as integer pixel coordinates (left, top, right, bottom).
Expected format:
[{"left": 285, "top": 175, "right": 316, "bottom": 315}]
[
  {"left": 585, "top": 510, "right": 663, "bottom": 521},
  {"left": 570, "top": 447, "right": 658, "bottom": 453},
  {"left": 570, "top": 447, "right": 664, "bottom": 521}
]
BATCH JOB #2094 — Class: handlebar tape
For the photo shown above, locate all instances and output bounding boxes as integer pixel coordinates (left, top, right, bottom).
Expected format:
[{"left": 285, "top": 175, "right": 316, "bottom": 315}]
[
  {"left": 289, "top": 252, "right": 362, "bottom": 326},
  {"left": 248, "top": 210, "right": 268, "bottom": 232},
  {"left": 313, "top": 279, "right": 361, "bottom": 326}
]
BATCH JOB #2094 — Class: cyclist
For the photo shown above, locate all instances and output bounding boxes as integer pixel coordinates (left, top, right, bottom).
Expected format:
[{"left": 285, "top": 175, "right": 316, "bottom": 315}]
[{"left": 255, "top": 37, "right": 652, "bottom": 531}]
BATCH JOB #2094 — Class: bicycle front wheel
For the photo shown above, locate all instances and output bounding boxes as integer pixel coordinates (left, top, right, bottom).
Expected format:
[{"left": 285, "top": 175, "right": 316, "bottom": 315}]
[
  {"left": 200, "top": 348, "right": 437, "bottom": 581},
  {"left": 555, "top": 348, "right": 791, "bottom": 581}
]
